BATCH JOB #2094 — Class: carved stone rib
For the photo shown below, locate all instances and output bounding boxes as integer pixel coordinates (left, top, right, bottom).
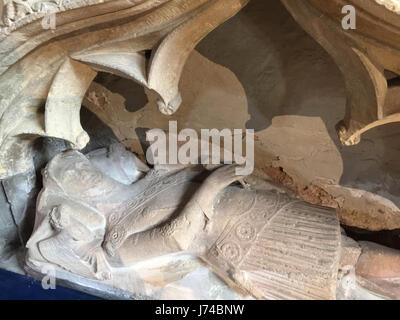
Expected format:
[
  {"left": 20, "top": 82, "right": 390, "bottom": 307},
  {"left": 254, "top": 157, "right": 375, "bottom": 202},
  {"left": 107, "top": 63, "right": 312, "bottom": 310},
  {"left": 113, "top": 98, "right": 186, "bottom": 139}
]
[
  {"left": 282, "top": 0, "right": 400, "bottom": 146},
  {"left": 0, "top": 0, "right": 249, "bottom": 179}
]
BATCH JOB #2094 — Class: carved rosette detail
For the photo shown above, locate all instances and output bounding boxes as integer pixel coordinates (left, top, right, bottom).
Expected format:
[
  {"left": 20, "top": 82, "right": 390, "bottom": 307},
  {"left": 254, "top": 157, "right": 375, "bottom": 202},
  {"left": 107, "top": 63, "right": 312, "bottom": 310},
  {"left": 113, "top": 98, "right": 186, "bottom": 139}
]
[
  {"left": 104, "top": 225, "right": 126, "bottom": 257},
  {"left": 221, "top": 242, "right": 242, "bottom": 263},
  {"left": 235, "top": 222, "right": 256, "bottom": 242},
  {"left": 206, "top": 192, "right": 288, "bottom": 269},
  {"left": 204, "top": 193, "right": 341, "bottom": 300}
]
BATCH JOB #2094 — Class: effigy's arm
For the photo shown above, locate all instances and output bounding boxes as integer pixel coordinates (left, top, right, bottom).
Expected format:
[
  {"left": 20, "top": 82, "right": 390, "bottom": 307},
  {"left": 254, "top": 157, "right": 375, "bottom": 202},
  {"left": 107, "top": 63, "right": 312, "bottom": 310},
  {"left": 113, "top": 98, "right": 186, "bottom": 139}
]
[{"left": 106, "top": 165, "right": 246, "bottom": 266}]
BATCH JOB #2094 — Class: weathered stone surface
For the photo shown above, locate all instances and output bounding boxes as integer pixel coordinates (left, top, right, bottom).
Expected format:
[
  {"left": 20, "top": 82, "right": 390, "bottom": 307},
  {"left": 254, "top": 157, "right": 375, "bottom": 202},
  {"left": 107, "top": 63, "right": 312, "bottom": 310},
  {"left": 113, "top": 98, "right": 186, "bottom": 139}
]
[
  {"left": 2, "top": 169, "right": 37, "bottom": 244},
  {"left": 355, "top": 241, "right": 400, "bottom": 299},
  {"left": 282, "top": 0, "right": 400, "bottom": 146},
  {"left": 79, "top": 1, "right": 400, "bottom": 232},
  {"left": 375, "top": 0, "right": 400, "bottom": 14},
  {"left": 339, "top": 232, "right": 361, "bottom": 270},
  {"left": 83, "top": 50, "right": 249, "bottom": 157},
  {"left": 336, "top": 266, "right": 388, "bottom": 300},
  {"left": 86, "top": 143, "right": 149, "bottom": 185},
  {"left": 1, "top": 0, "right": 105, "bottom": 30},
  {"left": 0, "top": 168, "right": 37, "bottom": 263},
  {"left": 199, "top": 0, "right": 400, "bottom": 231},
  {"left": 0, "top": 0, "right": 249, "bottom": 179},
  {"left": 0, "top": 183, "right": 19, "bottom": 259},
  {"left": 26, "top": 147, "right": 341, "bottom": 300},
  {"left": 1, "top": 0, "right": 400, "bottom": 237},
  {"left": 1, "top": 0, "right": 400, "bottom": 301},
  {"left": 356, "top": 242, "right": 400, "bottom": 279}
]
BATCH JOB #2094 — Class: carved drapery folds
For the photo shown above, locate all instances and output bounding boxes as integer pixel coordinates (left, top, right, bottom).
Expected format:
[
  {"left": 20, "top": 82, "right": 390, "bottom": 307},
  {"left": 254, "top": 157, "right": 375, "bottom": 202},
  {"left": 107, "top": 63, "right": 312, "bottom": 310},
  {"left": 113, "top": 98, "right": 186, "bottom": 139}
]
[
  {"left": 0, "top": 0, "right": 248, "bottom": 179},
  {"left": 282, "top": 0, "right": 400, "bottom": 146}
]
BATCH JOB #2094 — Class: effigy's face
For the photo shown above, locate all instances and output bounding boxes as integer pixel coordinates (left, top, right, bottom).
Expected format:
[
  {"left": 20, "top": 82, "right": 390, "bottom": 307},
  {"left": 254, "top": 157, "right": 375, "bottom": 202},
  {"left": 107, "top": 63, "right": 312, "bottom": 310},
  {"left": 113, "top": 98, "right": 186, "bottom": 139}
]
[
  {"left": 49, "top": 153, "right": 107, "bottom": 198},
  {"left": 62, "top": 162, "right": 103, "bottom": 193}
]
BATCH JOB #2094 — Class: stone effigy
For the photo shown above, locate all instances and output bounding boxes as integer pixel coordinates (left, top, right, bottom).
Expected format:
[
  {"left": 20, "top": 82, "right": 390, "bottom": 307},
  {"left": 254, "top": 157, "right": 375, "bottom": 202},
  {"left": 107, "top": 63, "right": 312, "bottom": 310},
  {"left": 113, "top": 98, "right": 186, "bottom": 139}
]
[
  {"left": 26, "top": 145, "right": 341, "bottom": 300},
  {"left": 1, "top": 0, "right": 400, "bottom": 300}
]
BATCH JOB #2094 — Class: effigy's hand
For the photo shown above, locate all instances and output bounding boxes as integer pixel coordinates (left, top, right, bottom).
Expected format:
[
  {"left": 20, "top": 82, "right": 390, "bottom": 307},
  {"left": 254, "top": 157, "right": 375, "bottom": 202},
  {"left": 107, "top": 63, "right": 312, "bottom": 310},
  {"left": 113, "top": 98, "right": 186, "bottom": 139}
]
[
  {"left": 180, "top": 164, "right": 249, "bottom": 224},
  {"left": 202, "top": 164, "right": 248, "bottom": 193}
]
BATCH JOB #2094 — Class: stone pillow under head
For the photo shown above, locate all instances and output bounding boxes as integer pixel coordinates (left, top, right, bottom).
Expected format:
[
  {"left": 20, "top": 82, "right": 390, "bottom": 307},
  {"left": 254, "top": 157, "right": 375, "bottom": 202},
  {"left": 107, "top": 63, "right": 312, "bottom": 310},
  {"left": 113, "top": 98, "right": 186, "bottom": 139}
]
[{"left": 86, "top": 143, "right": 149, "bottom": 185}]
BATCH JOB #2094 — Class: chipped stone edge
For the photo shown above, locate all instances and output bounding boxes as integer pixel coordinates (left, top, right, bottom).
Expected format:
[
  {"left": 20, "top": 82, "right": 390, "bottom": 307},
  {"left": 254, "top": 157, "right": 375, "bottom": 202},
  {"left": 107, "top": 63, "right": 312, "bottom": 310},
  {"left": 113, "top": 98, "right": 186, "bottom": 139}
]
[{"left": 374, "top": 0, "right": 400, "bottom": 14}]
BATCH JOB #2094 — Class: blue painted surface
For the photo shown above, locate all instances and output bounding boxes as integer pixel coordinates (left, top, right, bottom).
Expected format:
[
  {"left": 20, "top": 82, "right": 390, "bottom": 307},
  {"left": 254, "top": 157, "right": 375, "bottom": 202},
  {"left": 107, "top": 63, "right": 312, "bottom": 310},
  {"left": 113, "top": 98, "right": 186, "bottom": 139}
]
[{"left": 0, "top": 268, "right": 101, "bottom": 300}]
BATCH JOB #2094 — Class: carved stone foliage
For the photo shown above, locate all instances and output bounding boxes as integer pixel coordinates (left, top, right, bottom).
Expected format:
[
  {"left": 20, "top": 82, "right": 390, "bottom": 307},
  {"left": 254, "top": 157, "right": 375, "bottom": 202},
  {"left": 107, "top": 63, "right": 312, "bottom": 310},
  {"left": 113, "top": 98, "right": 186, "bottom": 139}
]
[
  {"left": 0, "top": 1, "right": 96, "bottom": 28},
  {"left": 0, "top": 0, "right": 248, "bottom": 179},
  {"left": 282, "top": 0, "right": 400, "bottom": 146}
]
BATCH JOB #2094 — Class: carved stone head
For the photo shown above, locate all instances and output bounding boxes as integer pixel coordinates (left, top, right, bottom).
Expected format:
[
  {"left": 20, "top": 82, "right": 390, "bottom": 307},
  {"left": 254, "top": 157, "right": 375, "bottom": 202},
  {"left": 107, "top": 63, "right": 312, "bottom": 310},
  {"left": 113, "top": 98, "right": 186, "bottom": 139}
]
[{"left": 44, "top": 150, "right": 124, "bottom": 201}]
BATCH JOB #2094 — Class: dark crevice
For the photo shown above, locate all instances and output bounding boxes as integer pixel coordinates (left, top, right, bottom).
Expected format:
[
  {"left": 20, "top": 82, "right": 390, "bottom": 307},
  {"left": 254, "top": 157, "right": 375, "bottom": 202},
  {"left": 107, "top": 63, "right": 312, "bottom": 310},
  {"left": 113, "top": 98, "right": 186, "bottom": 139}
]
[
  {"left": 80, "top": 106, "right": 120, "bottom": 154},
  {"left": 342, "top": 224, "right": 400, "bottom": 250},
  {"left": 93, "top": 72, "right": 148, "bottom": 113},
  {"left": 0, "top": 181, "right": 23, "bottom": 248},
  {"left": 387, "top": 76, "right": 400, "bottom": 88},
  {"left": 385, "top": 70, "right": 400, "bottom": 87}
]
